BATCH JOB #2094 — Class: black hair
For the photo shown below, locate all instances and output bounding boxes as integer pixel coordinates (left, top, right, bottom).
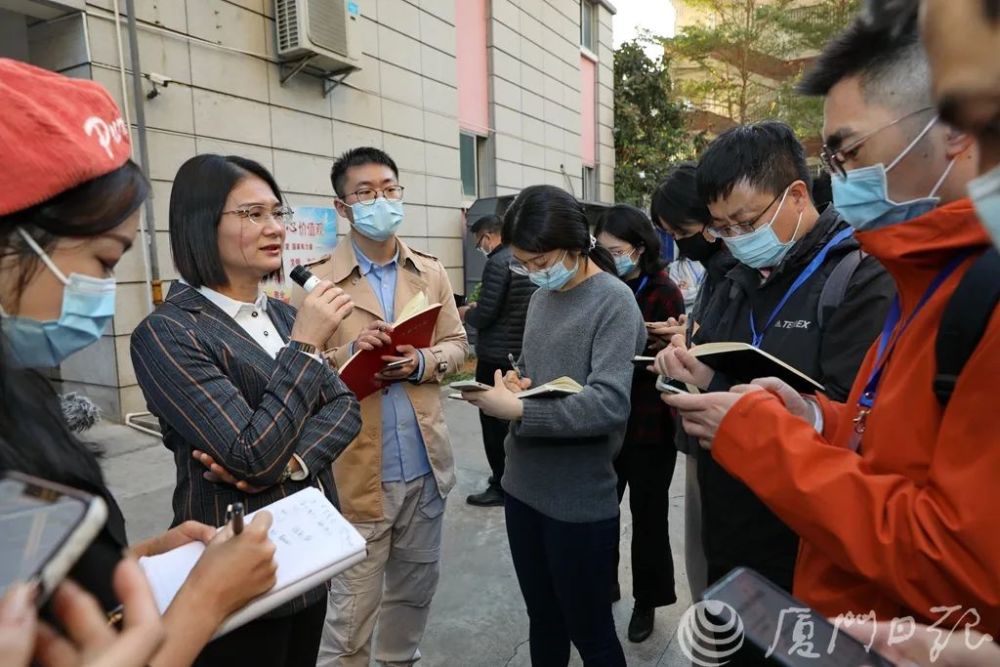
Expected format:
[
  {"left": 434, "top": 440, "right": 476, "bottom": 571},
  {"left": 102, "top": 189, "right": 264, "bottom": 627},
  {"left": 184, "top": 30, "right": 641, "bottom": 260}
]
[
  {"left": 0, "top": 161, "right": 150, "bottom": 495},
  {"left": 330, "top": 146, "right": 400, "bottom": 199},
  {"left": 502, "top": 185, "right": 617, "bottom": 275},
  {"left": 470, "top": 214, "right": 503, "bottom": 236},
  {"left": 812, "top": 170, "right": 833, "bottom": 209},
  {"left": 797, "top": 13, "right": 931, "bottom": 112},
  {"left": 1, "top": 160, "right": 150, "bottom": 310},
  {"left": 169, "top": 154, "right": 283, "bottom": 289},
  {"left": 696, "top": 121, "right": 812, "bottom": 205},
  {"left": 650, "top": 162, "right": 711, "bottom": 232},
  {"left": 595, "top": 205, "right": 666, "bottom": 277}
]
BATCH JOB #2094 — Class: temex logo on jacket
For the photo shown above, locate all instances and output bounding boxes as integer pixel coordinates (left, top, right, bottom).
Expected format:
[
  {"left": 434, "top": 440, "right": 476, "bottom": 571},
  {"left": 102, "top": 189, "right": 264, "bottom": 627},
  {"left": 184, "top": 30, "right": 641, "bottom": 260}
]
[
  {"left": 84, "top": 115, "right": 128, "bottom": 159},
  {"left": 774, "top": 319, "right": 812, "bottom": 330}
]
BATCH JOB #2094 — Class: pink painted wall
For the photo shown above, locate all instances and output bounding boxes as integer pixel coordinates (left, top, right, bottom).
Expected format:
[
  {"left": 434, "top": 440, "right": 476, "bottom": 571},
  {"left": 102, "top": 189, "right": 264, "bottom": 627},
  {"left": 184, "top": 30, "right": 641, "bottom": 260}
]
[
  {"left": 580, "top": 55, "right": 596, "bottom": 167},
  {"left": 456, "top": 0, "right": 490, "bottom": 135}
]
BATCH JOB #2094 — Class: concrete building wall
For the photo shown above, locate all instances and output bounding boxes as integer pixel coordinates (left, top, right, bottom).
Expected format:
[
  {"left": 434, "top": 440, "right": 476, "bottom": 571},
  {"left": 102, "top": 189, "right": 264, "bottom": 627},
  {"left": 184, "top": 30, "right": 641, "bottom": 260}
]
[{"left": 8, "top": 0, "right": 616, "bottom": 420}]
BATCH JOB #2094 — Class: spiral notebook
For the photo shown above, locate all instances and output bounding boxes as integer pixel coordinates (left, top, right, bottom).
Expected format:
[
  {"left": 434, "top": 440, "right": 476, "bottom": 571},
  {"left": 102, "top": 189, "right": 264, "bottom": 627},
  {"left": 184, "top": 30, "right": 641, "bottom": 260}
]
[{"left": 138, "top": 488, "right": 367, "bottom": 638}]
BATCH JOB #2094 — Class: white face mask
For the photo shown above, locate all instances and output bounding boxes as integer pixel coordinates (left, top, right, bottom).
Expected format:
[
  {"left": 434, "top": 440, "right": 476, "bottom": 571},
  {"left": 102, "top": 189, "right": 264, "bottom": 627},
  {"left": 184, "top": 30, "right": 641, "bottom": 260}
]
[{"left": 969, "top": 161, "right": 1000, "bottom": 252}]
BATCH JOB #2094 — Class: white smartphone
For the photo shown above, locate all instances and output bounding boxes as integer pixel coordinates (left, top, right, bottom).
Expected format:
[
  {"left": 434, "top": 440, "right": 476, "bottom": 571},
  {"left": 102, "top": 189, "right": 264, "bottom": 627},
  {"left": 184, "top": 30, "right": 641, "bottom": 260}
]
[
  {"left": 656, "top": 376, "right": 691, "bottom": 395},
  {"left": 449, "top": 380, "right": 492, "bottom": 392},
  {"left": 0, "top": 472, "right": 108, "bottom": 605},
  {"left": 383, "top": 358, "right": 410, "bottom": 371}
]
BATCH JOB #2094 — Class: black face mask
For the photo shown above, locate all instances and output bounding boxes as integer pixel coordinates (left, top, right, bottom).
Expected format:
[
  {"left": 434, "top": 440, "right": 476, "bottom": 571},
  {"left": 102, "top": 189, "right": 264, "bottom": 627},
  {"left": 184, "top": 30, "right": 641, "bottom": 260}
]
[{"left": 675, "top": 233, "right": 720, "bottom": 263}]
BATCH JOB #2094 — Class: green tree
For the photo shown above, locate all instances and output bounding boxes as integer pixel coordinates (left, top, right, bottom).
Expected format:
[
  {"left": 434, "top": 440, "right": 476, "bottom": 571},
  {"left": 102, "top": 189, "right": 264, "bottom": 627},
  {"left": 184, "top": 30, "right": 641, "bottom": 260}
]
[
  {"left": 613, "top": 37, "right": 694, "bottom": 207},
  {"left": 665, "top": 0, "right": 860, "bottom": 143}
]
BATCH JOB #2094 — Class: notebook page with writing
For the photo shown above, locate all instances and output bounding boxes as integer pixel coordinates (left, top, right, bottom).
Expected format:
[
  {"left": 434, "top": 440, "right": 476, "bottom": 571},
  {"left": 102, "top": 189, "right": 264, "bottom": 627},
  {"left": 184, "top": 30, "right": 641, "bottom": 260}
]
[{"left": 139, "top": 488, "right": 367, "bottom": 638}]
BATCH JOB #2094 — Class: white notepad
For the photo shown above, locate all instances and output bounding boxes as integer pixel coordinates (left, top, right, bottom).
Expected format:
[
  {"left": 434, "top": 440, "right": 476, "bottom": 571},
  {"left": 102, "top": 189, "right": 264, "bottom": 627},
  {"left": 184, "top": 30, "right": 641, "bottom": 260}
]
[{"left": 139, "top": 488, "right": 367, "bottom": 638}]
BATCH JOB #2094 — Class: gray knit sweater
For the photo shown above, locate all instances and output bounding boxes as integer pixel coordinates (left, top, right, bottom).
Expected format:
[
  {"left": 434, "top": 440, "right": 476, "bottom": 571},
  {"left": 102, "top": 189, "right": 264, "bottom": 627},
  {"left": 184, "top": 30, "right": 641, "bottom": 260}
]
[{"left": 501, "top": 271, "right": 646, "bottom": 523}]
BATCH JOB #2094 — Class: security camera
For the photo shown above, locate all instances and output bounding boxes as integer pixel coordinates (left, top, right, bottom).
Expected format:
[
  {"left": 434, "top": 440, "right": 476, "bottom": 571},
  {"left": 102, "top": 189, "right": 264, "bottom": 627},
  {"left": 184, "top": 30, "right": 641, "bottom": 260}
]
[
  {"left": 146, "top": 73, "right": 172, "bottom": 86},
  {"left": 144, "top": 73, "right": 172, "bottom": 100}
]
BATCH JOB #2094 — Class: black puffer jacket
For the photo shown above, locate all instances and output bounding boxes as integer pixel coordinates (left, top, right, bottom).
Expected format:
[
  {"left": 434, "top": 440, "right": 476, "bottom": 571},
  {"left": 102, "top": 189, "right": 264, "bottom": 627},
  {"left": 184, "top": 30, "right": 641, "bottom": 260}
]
[{"left": 465, "top": 244, "right": 537, "bottom": 364}]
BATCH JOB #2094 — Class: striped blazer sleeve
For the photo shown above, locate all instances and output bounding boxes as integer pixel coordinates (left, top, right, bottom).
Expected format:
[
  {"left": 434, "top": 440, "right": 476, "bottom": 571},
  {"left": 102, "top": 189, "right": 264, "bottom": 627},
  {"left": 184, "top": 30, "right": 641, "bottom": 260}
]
[{"left": 131, "top": 312, "right": 358, "bottom": 486}]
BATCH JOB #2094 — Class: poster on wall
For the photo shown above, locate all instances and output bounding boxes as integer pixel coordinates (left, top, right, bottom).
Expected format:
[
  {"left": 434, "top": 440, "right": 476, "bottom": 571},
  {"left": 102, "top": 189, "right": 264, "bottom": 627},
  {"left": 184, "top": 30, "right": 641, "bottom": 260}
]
[{"left": 263, "top": 206, "right": 339, "bottom": 302}]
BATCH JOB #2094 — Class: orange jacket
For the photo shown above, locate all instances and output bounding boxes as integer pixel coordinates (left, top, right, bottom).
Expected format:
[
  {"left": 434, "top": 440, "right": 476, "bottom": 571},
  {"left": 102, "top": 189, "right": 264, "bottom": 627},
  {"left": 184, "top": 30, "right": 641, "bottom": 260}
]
[{"left": 712, "top": 199, "right": 1000, "bottom": 631}]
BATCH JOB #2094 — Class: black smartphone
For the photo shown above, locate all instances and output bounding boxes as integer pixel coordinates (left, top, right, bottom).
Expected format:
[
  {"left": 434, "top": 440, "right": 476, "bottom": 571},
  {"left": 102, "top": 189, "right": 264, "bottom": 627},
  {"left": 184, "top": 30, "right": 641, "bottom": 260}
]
[
  {"left": 699, "top": 567, "right": 894, "bottom": 667},
  {"left": 0, "top": 472, "right": 107, "bottom": 605}
]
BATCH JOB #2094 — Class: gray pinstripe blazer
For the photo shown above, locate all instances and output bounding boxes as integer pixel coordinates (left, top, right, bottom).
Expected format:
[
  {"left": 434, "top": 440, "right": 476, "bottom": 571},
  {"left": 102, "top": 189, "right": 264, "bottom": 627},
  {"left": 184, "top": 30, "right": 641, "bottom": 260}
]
[{"left": 130, "top": 282, "right": 361, "bottom": 615}]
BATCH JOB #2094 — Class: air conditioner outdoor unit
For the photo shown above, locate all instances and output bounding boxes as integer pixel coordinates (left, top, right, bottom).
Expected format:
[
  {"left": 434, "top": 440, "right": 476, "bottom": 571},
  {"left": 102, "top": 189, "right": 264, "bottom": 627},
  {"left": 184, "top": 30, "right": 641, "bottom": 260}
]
[{"left": 275, "top": 0, "right": 361, "bottom": 72}]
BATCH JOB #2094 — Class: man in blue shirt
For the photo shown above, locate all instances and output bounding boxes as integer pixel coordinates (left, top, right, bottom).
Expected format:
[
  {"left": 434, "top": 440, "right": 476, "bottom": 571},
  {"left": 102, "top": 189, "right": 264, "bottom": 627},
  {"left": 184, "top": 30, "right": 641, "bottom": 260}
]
[{"left": 300, "top": 147, "right": 469, "bottom": 667}]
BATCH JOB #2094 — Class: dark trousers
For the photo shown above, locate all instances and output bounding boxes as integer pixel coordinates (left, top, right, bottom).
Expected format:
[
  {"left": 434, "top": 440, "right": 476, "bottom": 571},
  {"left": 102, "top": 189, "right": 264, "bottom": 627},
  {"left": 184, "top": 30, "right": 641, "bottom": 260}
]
[
  {"left": 193, "top": 598, "right": 327, "bottom": 667},
  {"left": 505, "top": 493, "right": 626, "bottom": 667},
  {"left": 614, "top": 440, "right": 678, "bottom": 609},
  {"left": 476, "top": 359, "right": 509, "bottom": 484}
]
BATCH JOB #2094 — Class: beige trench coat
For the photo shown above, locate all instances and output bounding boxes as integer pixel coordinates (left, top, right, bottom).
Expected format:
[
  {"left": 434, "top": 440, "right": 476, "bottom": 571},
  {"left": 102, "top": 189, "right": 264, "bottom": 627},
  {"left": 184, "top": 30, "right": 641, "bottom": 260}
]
[{"left": 294, "top": 235, "right": 468, "bottom": 522}]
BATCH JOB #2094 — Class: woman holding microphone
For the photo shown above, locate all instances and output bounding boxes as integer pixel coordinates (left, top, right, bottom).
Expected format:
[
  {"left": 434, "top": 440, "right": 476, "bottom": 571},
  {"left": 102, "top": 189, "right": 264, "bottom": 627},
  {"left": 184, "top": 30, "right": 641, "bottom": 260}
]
[{"left": 130, "top": 154, "right": 362, "bottom": 666}]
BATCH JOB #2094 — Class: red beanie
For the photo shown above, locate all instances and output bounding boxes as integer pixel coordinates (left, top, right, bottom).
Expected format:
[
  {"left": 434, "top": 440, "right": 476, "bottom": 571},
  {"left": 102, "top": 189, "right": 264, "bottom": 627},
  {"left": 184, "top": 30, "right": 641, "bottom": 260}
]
[{"left": 0, "top": 58, "right": 132, "bottom": 216}]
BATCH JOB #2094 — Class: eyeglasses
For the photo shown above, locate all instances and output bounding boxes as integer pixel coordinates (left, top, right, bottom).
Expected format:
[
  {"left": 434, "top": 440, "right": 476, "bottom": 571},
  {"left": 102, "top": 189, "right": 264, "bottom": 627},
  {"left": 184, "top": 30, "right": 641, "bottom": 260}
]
[
  {"left": 602, "top": 245, "right": 636, "bottom": 258},
  {"left": 820, "top": 106, "right": 934, "bottom": 178},
  {"left": 344, "top": 186, "right": 405, "bottom": 206},
  {"left": 222, "top": 205, "right": 294, "bottom": 225},
  {"left": 509, "top": 250, "right": 564, "bottom": 276},
  {"left": 705, "top": 188, "right": 787, "bottom": 240}
]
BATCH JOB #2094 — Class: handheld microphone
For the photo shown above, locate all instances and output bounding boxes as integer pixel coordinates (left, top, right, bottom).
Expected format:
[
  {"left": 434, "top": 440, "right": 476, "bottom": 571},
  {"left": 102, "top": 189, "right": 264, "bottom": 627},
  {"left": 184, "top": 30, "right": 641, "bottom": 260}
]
[{"left": 290, "top": 266, "right": 321, "bottom": 293}]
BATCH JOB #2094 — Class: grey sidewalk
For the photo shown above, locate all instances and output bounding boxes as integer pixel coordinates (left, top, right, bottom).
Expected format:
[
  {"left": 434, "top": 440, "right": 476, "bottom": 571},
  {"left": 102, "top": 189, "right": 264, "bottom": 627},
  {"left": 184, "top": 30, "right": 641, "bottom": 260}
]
[{"left": 93, "top": 398, "right": 692, "bottom": 666}]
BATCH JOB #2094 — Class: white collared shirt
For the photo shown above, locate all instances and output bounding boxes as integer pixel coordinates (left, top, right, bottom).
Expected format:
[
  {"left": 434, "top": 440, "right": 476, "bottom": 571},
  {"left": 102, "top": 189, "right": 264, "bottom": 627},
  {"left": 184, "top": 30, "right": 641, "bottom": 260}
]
[{"left": 193, "top": 284, "right": 309, "bottom": 480}]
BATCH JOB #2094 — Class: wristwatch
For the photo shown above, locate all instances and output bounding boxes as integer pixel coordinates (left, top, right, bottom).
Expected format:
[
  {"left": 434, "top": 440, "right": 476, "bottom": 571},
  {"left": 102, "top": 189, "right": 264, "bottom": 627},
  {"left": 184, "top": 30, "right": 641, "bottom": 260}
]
[{"left": 288, "top": 340, "right": 318, "bottom": 355}]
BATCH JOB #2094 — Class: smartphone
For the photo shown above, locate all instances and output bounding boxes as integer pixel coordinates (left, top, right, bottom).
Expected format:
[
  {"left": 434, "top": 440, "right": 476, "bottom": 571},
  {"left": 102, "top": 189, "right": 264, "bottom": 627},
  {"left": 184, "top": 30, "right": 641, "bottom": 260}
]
[
  {"left": 700, "top": 567, "right": 894, "bottom": 667},
  {"left": 449, "top": 380, "right": 492, "bottom": 392},
  {"left": 383, "top": 358, "right": 410, "bottom": 371},
  {"left": 632, "top": 356, "right": 657, "bottom": 365},
  {"left": 0, "top": 472, "right": 107, "bottom": 605},
  {"left": 656, "top": 376, "right": 691, "bottom": 395}
]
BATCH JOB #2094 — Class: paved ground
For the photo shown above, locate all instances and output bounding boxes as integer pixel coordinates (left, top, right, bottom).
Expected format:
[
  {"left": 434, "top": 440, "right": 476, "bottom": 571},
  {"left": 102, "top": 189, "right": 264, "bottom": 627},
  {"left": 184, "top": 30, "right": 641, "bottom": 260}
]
[{"left": 93, "top": 393, "right": 692, "bottom": 666}]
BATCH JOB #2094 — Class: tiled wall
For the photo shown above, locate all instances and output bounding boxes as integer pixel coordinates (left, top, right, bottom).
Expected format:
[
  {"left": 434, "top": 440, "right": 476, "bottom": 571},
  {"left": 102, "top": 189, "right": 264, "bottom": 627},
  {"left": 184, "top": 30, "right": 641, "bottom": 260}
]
[{"left": 49, "top": 0, "right": 614, "bottom": 420}]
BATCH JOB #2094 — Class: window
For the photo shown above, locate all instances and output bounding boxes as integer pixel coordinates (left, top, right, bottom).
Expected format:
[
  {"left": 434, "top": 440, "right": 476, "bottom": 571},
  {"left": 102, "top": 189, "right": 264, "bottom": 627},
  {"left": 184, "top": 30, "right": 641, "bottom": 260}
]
[
  {"left": 580, "top": 0, "right": 596, "bottom": 52},
  {"left": 460, "top": 132, "right": 479, "bottom": 199},
  {"left": 582, "top": 166, "right": 597, "bottom": 201}
]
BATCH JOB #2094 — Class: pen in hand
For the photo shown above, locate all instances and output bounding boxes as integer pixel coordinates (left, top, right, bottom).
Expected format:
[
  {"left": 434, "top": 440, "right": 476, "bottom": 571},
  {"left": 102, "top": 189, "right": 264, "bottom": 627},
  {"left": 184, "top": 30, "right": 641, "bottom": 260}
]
[
  {"left": 508, "top": 353, "right": 522, "bottom": 380},
  {"left": 226, "top": 502, "right": 244, "bottom": 535}
]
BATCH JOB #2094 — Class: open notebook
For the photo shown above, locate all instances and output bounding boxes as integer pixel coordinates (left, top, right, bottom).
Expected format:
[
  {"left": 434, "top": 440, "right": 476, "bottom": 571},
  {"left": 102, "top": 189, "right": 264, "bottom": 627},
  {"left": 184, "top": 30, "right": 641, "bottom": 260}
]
[
  {"left": 690, "top": 342, "right": 824, "bottom": 393},
  {"left": 339, "top": 292, "right": 442, "bottom": 401},
  {"left": 139, "top": 488, "right": 367, "bottom": 638},
  {"left": 450, "top": 376, "right": 583, "bottom": 400}
]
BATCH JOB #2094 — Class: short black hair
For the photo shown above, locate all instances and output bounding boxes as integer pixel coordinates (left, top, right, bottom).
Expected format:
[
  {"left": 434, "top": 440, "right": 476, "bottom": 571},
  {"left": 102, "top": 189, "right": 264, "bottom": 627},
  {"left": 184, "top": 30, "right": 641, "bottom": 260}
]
[
  {"left": 595, "top": 205, "right": 666, "bottom": 277},
  {"left": 797, "top": 13, "right": 931, "bottom": 112},
  {"left": 330, "top": 146, "right": 399, "bottom": 198},
  {"left": 470, "top": 214, "right": 502, "bottom": 236},
  {"left": 696, "top": 121, "right": 812, "bottom": 206},
  {"left": 650, "top": 162, "right": 711, "bottom": 232},
  {"left": 169, "top": 154, "right": 283, "bottom": 288}
]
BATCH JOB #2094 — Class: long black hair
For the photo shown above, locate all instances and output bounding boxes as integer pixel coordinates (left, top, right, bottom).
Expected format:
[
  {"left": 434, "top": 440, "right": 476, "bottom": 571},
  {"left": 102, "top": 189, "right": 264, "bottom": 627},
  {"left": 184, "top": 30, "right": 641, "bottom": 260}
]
[
  {"left": 169, "top": 154, "right": 285, "bottom": 288},
  {"left": 502, "top": 185, "right": 616, "bottom": 275},
  {"left": 595, "top": 205, "right": 665, "bottom": 277},
  {"left": 0, "top": 160, "right": 149, "bottom": 491}
]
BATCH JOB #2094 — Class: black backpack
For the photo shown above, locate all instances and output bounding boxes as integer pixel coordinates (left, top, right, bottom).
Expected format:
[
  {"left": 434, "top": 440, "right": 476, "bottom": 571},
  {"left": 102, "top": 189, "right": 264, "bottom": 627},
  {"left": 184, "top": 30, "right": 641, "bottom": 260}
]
[{"left": 933, "top": 248, "right": 1000, "bottom": 406}]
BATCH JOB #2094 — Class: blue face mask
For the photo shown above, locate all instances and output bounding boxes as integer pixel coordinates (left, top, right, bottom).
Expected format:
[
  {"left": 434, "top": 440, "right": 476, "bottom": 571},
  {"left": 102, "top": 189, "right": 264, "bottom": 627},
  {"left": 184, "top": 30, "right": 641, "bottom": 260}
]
[
  {"left": 722, "top": 188, "right": 803, "bottom": 269},
  {"left": 833, "top": 115, "right": 956, "bottom": 230},
  {"left": 528, "top": 251, "right": 579, "bottom": 290},
  {"left": 1, "top": 228, "right": 116, "bottom": 368},
  {"left": 614, "top": 251, "right": 638, "bottom": 277},
  {"left": 351, "top": 198, "right": 404, "bottom": 242},
  {"left": 969, "top": 161, "right": 1000, "bottom": 253}
]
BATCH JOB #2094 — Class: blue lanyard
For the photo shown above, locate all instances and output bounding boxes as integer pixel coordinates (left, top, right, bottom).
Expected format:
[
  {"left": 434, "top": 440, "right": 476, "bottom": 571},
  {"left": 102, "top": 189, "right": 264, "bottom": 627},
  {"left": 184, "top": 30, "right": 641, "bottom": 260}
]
[
  {"left": 632, "top": 275, "right": 650, "bottom": 297},
  {"left": 857, "top": 253, "right": 969, "bottom": 411},
  {"left": 749, "top": 227, "right": 855, "bottom": 347}
]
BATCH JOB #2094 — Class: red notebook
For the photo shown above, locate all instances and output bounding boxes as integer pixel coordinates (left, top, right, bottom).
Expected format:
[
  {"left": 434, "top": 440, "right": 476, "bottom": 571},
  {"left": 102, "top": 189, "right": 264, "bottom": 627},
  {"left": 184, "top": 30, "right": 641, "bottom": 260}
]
[{"left": 338, "top": 303, "right": 443, "bottom": 400}]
